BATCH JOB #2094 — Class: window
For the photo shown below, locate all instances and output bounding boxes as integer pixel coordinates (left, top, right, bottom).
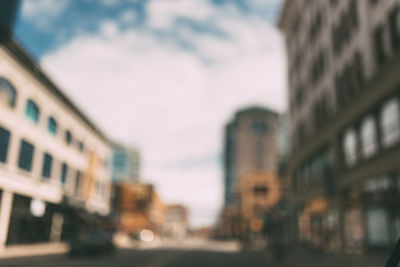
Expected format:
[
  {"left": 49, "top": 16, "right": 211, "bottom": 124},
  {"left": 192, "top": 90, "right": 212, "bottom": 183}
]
[
  {"left": 61, "top": 163, "right": 68, "bottom": 185},
  {"left": 78, "top": 141, "right": 85, "bottom": 152},
  {"left": 253, "top": 186, "right": 268, "bottom": 196},
  {"left": 361, "top": 117, "right": 378, "bottom": 158},
  {"left": 252, "top": 122, "right": 267, "bottom": 135},
  {"left": 65, "top": 130, "right": 72, "bottom": 145},
  {"left": 380, "top": 98, "right": 400, "bottom": 147},
  {"left": 343, "top": 129, "right": 358, "bottom": 166},
  {"left": 18, "top": 140, "right": 35, "bottom": 172},
  {"left": 25, "top": 99, "right": 40, "bottom": 124},
  {"left": 0, "top": 126, "right": 10, "bottom": 163},
  {"left": 373, "top": 26, "right": 387, "bottom": 66},
  {"left": 47, "top": 117, "right": 57, "bottom": 135},
  {"left": 41, "top": 153, "right": 53, "bottom": 179},
  {"left": 389, "top": 6, "right": 400, "bottom": 50},
  {"left": 0, "top": 77, "right": 17, "bottom": 108},
  {"left": 75, "top": 170, "right": 81, "bottom": 194}
]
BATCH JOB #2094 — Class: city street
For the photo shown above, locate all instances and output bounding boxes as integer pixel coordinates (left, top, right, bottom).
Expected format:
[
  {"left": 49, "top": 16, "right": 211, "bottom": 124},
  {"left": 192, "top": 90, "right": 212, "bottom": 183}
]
[
  {"left": 0, "top": 238, "right": 389, "bottom": 267},
  {"left": 0, "top": 247, "right": 271, "bottom": 267}
]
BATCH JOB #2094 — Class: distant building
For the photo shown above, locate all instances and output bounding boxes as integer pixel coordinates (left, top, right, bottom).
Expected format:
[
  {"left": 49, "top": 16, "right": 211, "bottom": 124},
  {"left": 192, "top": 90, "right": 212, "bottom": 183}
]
[
  {"left": 279, "top": 0, "right": 400, "bottom": 254},
  {"left": 113, "top": 183, "right": 165, "bottom": 236},
  {"left": 163, "top": 204, "right": 188, "bottom": 240},
  {"left": 111, "top": 143, "right": 140, "bottom": 184},
  {"left": 220, "top": 106, "right": 282, "bottom": 243},
  {"left": 0, "top": 38, "right": 112, "bottom": 249},
  {"left": 223, "top": 106, "right": 280, "bottom": 207}
]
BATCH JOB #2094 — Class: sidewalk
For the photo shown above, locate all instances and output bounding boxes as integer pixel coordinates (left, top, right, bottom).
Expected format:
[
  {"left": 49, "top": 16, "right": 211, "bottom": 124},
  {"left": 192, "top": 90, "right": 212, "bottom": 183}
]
[
  {"left": 0, "top": 242, "right": 69, "bottom": 259},
  {"left": 273, "top": 247, "right": 389, "bottom": 267}
]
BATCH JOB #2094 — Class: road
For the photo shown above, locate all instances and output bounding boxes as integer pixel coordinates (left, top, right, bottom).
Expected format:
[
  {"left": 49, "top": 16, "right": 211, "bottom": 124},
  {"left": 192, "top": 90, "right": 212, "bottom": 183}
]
[{"left": 0, "top": 248, "right": 275, "bottom": 267}]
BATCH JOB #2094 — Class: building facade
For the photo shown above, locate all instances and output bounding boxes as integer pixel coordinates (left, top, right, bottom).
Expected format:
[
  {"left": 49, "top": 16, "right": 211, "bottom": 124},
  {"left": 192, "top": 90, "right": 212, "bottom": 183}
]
[
  {"left": 221, "top": 106, "right": 282, "bottom": 242},
  {"left": 224, "top": 106, "right": 280, "bottom": 207},
  {"left": 0, "top": 39, "right": 112, "bottom": 249},
  {"left": 111, "top": 143, "right": 140, "bottom": 184},
  {"left": 279, "top": 0, "right": 400, "bottom": 253}
]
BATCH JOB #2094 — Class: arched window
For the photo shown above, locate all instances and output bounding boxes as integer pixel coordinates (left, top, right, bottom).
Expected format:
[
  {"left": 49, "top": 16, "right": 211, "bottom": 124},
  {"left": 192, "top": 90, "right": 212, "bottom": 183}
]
[
  {"left": 380, "top": 98, "right": 400, "bottom": 147},
  {"left": 0, "top": 77, "right": 17, "bottom": 108},
  {"left": 361, "top": 116, "right": 378, "bottom": 158},
  {"left": 343, "top": 129, "right": 358, "bottom": 166},
  {"left": 25, "top": 99, "right": 40, "bottom": 124},
  {"left": 47, "top": 117, "right": 57, "bottom": 135}
]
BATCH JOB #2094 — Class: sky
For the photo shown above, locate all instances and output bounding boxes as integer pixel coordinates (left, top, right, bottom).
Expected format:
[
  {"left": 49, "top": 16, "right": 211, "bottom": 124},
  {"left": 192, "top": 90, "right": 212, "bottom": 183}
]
[{"left": 14, "top": 0, "right": 287, "bottom": 227}]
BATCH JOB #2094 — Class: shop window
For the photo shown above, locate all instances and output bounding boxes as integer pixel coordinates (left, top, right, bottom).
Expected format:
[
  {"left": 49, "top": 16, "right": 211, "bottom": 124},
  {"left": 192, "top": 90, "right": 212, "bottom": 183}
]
[
  {"left": 0, "top": 77, "right": 17, "bottom": 108},
  {"left": 61, "top": 163, "right": 68, "bottom": 185},
  {"left": 25, "top": 99, "right": 40, "bottom": 124},
  {"left": 47, "top": 117, "right": 57, "bottom": 135},
  {"left": 41, "top": 153, "right": 53, "bottom": 179},
  {"left": 360, "top": 117, "right": 378, "bottom": 158},
  {"left": 18, "top": 140, "right": 35, "bottom": 172},
  {"left": 0, "top": 126, "right": 10, "bottom": 163},
  {"left": 343, "top": 129, "right": 358, "bottom": 166},
  {"left": 366, "top": 208, "right": 390, "bottom": 246},
  {"left": 380, "top": 98, "right": 400, "bottom": 147}
]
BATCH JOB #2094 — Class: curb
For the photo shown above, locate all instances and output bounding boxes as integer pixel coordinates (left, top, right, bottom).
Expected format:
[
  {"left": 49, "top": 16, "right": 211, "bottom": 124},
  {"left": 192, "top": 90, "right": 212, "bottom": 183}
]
[{"left": 0, "top": 242, "right": 69, "bottom": 259}]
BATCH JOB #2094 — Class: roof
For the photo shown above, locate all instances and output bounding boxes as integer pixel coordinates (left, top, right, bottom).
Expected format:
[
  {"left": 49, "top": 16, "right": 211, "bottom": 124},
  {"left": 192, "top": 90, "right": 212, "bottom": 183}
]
[
  {"left": 1, "top": 37, "right": 110, "bottom": 143},
  {"left": 235, "top": 105, "right": 280, "bottom": 118}
]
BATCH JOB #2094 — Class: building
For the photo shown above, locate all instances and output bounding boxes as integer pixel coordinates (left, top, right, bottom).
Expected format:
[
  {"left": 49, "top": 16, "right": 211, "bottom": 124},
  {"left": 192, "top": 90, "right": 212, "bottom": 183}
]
[
  {"left": 111, "top": 143, "right": 140, "bottom": 184},
  {"left": 113, "top": 183, "right": 165, "bottom": 236},
  {"left": 224, "top": 106, "right": 280, "bottom": 207},
  {"left": 221, "top": 106, "right": 282, "bottom": 242},
  {"left": 0, "top": 37, "right": 112, "bottom": 249},
  {"left": 163, "top": 204, "right": 188, "bottom": 240},
  {"left": 279, "top": 0, "right": 400, "bottom": 254}
]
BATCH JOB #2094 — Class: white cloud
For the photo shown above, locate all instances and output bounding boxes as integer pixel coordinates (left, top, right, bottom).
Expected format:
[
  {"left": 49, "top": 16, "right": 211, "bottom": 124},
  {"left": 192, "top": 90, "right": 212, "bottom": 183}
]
[
  {"left": 147, "top": 0, "right": 215, "bottom": 28},
  {"left": 120, "top": 10, "right": 138, "bottom": 24},
  {"left": 99, "top": 20, "right": 119, "bottom": 38},
  {"left": 21, "top": 0, "right": 69, "bottom": 30},
  {"left": 40, "top": 1, "right": 286, "bottom": 227}
]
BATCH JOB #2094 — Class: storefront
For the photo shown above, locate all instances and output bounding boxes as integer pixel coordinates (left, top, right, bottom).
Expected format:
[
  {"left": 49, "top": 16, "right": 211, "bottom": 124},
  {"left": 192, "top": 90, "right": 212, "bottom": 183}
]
[
  {"left": 343, "top": 173, "right": 400, "bottom": 253},
  {"left": 298, "top": 197, "right": 341, "bottom": 252}
]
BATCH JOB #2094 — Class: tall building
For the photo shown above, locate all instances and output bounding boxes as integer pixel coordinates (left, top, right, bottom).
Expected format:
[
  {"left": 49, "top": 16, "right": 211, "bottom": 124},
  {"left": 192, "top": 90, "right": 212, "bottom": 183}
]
[
  {"left": 220, "top": 106, "right": 282, "bottom": 243},
  {"left": 111, "top": 143, "right": 140, "bottom": 184},
  {"left": 279, "top": 0, "right": 400, "bottom": 253},
  {"left": 0, "top": 38, "right": 112, "bottom": 249},
  {"left": 224, "top": 106, "right": 280, "bottom": 207}
]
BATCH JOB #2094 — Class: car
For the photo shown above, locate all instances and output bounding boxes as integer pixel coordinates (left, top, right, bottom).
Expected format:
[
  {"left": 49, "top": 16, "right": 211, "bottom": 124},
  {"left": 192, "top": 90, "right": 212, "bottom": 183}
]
[{"left": 69, "top": 231, "right": 116, "bottom": 256}]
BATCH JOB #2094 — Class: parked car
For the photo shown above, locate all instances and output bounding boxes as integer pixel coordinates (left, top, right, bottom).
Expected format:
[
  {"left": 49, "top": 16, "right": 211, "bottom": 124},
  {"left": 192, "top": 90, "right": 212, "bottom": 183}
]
[{"left": 69, "top": 231, "right": 115, "bottom": 256}]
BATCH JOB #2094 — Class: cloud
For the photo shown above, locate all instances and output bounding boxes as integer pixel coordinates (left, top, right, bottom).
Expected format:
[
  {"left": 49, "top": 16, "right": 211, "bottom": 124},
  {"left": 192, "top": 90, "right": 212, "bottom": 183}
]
[
  {"left": 39, "top": 0, "right": 286, "bottom": 226},
  {"left": 21, "top": 0, "right": 69, "bottom": 30},
  {"left": 147, "top": 0, "right": 215, "bottom": 29}
]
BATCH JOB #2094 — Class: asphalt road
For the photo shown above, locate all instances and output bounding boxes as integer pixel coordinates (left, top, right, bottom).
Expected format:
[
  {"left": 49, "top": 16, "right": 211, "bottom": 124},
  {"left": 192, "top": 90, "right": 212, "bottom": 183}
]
[{"left": 0, "top": 249, "right": 276, "bottom": 267}]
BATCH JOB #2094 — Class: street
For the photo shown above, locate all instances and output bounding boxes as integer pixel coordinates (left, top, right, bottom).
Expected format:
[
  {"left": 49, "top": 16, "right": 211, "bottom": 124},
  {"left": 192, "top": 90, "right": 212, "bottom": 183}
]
[
  {"left": 0, "top": 237, "right": 389, "bottom": 267},
  {"left": 0, "top": 248, "right": 272, "bottom": 267}
]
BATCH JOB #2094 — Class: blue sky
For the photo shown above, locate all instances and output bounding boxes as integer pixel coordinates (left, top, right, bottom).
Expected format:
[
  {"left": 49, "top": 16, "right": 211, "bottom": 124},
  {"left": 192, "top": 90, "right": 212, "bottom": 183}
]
[{"left": 14, "top": 0, "right": 286, "bottom": 227}]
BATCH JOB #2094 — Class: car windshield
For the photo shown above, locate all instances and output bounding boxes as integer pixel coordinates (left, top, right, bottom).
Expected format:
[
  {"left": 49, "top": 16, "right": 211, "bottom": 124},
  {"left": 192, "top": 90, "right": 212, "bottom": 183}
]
[{"left": 1, "top": 0, "right": 400, "bottom": 266}]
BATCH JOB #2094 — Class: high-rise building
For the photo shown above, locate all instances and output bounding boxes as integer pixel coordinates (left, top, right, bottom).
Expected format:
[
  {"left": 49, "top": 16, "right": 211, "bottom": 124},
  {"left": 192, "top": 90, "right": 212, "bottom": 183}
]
[
  {"left": 224, "top": 106, "right": 280, "bottom": 207},
  {"left": 111, "top": 143, "right": 140, "bottom": 184},
  {"left": 279, "top": 0, "right": 400, "bottom": 254}
]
